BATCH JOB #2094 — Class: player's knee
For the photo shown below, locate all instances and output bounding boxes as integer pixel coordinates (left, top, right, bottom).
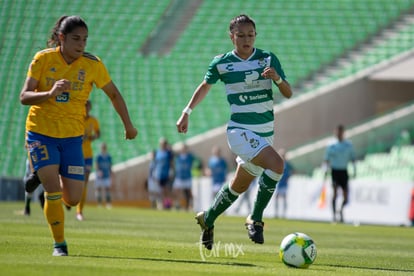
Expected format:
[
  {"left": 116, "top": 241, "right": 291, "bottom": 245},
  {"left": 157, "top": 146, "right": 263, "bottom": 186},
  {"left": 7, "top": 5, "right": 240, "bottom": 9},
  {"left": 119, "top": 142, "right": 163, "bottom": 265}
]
[
  {"left": 269, "top": 158, "right": 284, "bottom": 174},
  {"left": 63, "top": 192, "right": 82, "bottom": 206},
  {"left": 63, "top": 198, "right": 79, "bottom": 206}
]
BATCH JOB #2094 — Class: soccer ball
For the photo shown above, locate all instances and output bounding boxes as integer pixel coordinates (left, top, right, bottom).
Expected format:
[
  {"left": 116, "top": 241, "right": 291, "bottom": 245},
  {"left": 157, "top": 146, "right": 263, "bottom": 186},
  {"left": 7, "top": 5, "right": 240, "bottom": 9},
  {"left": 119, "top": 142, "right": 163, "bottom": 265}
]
[{"left": 279, "top": 232, "right": 317, "bottom": 268}]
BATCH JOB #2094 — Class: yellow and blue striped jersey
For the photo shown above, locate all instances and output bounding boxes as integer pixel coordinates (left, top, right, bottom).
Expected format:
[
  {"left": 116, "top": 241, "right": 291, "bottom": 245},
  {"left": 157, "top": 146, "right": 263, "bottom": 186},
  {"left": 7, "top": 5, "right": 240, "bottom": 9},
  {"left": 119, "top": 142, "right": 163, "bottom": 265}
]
[
  {"left": 82, "top": 115, "right": 100, "bottom": 159},
  {"left": 25, "top": 47, "right": 111, "bottom": 138}
]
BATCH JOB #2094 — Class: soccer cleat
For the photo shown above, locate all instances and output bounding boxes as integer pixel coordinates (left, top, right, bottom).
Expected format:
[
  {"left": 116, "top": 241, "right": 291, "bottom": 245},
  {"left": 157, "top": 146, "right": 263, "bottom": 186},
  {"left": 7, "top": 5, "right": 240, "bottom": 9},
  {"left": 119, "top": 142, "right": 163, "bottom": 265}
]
[
  {"left": 24, "top": 206, "right": 30, "bottom": 216},
  {"left": 25, "top": 171, "right": 41, "bottom": 193},
  {"left": 245, "top": 215, "right": 264, "bottom": 244},
  {"left": 52, "top": 245, "right": 68, "bottom": 256},
  {"left": 195, "top": 211, "right": 214, "bottom": 250},
  {"left": 76, "top": 213, "right": 84, "bottom": 221}
]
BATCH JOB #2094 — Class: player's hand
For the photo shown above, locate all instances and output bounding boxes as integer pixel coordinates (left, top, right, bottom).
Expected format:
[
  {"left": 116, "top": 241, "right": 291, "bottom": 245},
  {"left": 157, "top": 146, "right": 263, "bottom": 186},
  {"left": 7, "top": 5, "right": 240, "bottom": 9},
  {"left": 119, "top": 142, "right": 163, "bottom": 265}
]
[
  {"left": 124, "top": 126, "right": 138, "bottom": 140},
  {"left": 50, "top": 79, "right": 70, "bottom": 97},
  {"left": 261, "top": 67, "right": 280, "bottom": 81},
  {"left": 176, "top": 114, "right": 189, "bottom": 133}
]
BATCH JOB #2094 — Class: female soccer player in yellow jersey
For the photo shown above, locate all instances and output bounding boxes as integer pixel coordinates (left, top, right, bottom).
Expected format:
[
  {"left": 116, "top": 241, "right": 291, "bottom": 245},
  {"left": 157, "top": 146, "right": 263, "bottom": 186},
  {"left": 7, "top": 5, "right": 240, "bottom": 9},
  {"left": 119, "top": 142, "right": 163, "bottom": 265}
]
[{"left": 20, "top": 15, "right": 137, "bottom": 256}]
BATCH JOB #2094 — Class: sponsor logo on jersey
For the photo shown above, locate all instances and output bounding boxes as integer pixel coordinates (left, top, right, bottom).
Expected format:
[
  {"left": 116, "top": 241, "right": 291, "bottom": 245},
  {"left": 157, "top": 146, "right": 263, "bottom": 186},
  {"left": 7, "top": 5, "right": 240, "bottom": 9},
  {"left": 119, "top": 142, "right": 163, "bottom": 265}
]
[
  {"left": 239, "top": 95, "right": 248, "bottom": 103},
  {"left": 244, "top": 71, "right": 259, "bottom": 84},
  {"left": 225, "top": 64, "right": 234, "bottom": 71},
  {"left": 56, "top": 92, "right": 69, "bottom": 102}
]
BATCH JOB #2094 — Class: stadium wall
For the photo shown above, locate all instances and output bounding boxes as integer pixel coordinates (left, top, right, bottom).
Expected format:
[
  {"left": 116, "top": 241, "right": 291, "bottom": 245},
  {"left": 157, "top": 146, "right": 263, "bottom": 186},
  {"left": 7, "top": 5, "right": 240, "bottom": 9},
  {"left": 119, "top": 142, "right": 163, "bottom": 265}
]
[{"left": 219, "top": 175, "right": 412, "bottom": 226}]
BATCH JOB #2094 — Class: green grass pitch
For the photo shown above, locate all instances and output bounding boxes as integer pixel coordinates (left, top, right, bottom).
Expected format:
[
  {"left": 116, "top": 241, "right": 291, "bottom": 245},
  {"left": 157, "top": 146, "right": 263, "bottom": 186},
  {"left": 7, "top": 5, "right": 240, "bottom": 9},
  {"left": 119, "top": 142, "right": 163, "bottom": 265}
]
[{"left": 0, "top": 202, "right": 413, "bottom": 276}]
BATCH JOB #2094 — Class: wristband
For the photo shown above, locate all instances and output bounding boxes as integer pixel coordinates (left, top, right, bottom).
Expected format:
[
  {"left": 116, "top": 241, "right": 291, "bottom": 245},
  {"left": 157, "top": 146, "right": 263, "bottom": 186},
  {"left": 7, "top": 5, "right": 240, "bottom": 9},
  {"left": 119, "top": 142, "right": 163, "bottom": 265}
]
[
  {"left": 182, "top": 106, "right": 192, "bottom": 115},
  {"left": 275, "top": 77, "right": 283, "bottom": 85}
]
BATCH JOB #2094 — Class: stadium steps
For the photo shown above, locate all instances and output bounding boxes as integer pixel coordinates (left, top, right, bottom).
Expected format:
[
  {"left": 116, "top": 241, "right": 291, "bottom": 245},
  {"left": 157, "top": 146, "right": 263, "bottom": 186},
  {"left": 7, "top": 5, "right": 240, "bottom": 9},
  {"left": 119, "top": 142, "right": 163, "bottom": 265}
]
[
  {"left": 289, "top": 101, "right": 414, "bottom": 175},
  {"left": 301, "top": 7, "right": 414, "bottom": 91},
  {"left": 312, "top": 144, "right": 414, "bottom": 181}
]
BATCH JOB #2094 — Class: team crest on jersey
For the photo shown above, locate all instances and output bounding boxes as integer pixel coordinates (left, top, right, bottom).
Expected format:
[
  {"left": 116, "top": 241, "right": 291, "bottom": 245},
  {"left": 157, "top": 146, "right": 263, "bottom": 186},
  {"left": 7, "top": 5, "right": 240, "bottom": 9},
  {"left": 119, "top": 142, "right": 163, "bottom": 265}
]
[
  {"left": 249, "top": 138, "right": 260, "bottom": 148},
  {"left": 78, "top": 70, "right": 85, "bottom": 81},
  {"left": 258, "top": 58, "right": 267, "bottom": 67}
]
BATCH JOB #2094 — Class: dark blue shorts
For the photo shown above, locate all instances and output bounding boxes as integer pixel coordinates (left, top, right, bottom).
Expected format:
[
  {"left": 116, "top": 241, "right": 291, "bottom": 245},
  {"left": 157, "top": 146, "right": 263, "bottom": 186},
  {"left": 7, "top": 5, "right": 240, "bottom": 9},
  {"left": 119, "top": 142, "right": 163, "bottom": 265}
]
[{"left": 26, "top": 131, "right": 85, "bottom": 181}]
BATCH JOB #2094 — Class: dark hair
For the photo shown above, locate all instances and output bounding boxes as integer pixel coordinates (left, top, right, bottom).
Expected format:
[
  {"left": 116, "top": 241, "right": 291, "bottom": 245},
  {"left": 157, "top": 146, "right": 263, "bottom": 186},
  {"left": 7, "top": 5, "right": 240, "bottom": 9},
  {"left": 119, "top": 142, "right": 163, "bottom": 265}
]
[
  {"left": 229, "top": 14, "right": 256, "bottom": 34},
  {"left": 47, "top": 15, "right": 88, "bottom": 47}
]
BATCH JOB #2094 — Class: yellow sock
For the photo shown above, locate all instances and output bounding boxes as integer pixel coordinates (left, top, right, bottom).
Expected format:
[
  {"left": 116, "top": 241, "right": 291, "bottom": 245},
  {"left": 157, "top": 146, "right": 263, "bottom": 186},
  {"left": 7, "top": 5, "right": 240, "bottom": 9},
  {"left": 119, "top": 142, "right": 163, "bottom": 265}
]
[
  {"left": 44, "top": 192, "right": 65, "bottom": 243},
  {"left": 76, "top": 185, "right": 87, "bottom": 214}
]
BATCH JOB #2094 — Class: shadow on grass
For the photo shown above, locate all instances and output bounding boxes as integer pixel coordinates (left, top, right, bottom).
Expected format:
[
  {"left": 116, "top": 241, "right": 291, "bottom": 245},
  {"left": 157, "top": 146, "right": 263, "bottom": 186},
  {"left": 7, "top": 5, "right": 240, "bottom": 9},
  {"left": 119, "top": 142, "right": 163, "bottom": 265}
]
[
  {"left": 75, "top": 254, "right": 258, "bottom": 267},
  {"left": 316, "top": 263, "right": 414, "bottom": 273}
]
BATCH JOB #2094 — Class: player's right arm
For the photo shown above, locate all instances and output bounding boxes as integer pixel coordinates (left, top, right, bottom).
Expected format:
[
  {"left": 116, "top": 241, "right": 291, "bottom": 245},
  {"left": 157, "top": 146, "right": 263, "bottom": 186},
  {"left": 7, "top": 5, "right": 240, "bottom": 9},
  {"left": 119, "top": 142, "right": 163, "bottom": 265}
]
[
  {"left": 176, "top": 80, "right": 212, "bottom": 134},
  {"left": 20, "top": 77, "right": 69, "bottom": 105}
]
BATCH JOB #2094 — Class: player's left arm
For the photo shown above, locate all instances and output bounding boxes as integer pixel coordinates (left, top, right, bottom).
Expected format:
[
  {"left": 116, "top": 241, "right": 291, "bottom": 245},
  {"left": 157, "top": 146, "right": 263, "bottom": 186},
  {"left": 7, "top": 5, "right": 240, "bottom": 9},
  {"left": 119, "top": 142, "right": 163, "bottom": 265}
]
[{"left": 101, "top": 81, "right": 137, "bottom": 140}]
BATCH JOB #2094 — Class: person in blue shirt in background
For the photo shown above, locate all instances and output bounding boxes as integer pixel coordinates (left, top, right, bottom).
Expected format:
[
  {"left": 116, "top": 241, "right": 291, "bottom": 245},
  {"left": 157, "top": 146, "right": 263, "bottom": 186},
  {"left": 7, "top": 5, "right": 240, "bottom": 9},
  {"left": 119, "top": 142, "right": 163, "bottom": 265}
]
[
  {"left": 323, "top": 124, "right": 356, "bottom": 223},
  {"left": 172, "top": 143, "right": 194, "bottom": 210},
  {"left": 95, "top": 142, "right": 113, "bottom": 209},
  {"left": 274, "top": 148, "right": 293, "bottom": 218},
  {"left": 153, "top": 137, "right": 174, "bottom": 209},
  {"left": 206, "top": 146, "right": 228, "bottom": 198},
  {"left": 147, "top": 150, "right": 162, "bottom": 209}
]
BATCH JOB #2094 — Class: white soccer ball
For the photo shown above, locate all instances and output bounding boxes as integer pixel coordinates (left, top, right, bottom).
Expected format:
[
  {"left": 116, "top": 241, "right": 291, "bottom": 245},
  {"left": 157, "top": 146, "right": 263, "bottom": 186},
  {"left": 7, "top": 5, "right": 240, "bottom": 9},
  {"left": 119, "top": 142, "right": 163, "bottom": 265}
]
[{"left": 279, "top": 232, "right": 317, "bottom": 268}]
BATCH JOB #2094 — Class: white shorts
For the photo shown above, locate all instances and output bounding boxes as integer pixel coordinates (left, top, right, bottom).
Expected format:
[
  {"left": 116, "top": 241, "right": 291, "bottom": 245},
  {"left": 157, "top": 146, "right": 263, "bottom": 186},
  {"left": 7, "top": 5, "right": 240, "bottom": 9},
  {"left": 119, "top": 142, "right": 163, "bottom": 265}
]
[
  {"left": 148, "top": 178, "right": 161, "bottom": 193},
  {"left": 95, "top": 178, "right": 111, "bottom": 188},
  {"left": 227, "top": 128, "right": 273, "bottom": 177},
  {"left": 173, "top": 178, "right": 192, "bottom": 189}
]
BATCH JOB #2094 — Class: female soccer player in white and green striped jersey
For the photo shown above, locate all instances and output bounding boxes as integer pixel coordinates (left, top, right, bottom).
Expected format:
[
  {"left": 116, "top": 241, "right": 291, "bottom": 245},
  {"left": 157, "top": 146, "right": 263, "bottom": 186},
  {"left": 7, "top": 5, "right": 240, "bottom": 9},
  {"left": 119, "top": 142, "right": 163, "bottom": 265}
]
[{"left": 176, "top": 14, "right": 292, "bottom": 250}]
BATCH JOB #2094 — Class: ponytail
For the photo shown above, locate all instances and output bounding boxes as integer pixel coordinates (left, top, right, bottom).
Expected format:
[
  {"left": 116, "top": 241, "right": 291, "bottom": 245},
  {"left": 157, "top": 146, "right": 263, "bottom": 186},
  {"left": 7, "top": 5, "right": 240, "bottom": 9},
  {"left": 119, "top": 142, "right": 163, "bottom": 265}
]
[
  {"left": 47, "top": 15, "right": 88, "bottom": 47},
  {"left": 47, "top": 15, "right": 68, "bottom": 47}
]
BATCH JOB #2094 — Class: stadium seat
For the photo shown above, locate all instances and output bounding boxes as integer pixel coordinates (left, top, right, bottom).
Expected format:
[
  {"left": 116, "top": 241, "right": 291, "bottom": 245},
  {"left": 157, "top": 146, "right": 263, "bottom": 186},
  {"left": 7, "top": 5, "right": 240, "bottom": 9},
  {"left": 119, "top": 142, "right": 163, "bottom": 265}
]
[{"left": 1, "top": 0, "right": 414, "bottom": 177}]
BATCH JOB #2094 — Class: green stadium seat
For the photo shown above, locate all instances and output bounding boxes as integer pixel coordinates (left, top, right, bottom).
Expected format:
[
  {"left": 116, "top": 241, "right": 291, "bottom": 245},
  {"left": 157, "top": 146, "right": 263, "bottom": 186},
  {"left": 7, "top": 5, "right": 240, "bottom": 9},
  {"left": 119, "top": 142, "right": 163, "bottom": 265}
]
[{"left": 1, "top": 0, "right": 414, "bottom": 177}]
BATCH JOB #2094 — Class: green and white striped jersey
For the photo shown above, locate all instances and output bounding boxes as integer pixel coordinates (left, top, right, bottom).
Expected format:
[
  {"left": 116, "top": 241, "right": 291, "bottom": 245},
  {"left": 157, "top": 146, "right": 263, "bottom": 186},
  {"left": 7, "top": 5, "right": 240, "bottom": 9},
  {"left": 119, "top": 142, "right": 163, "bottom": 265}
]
[{"left": 204, "top": 48, "right": 286, "bottom": 137}]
